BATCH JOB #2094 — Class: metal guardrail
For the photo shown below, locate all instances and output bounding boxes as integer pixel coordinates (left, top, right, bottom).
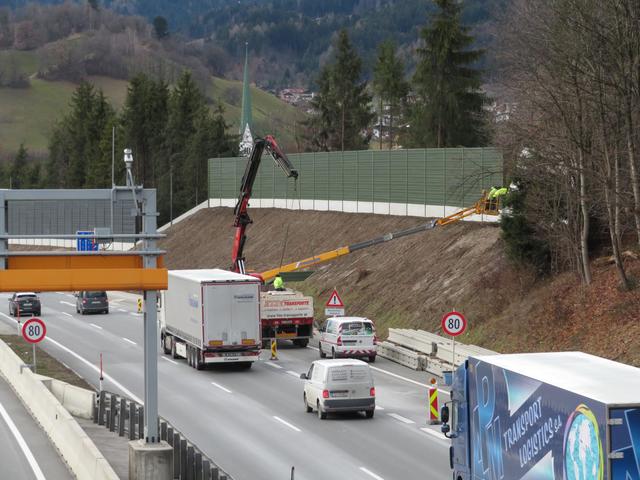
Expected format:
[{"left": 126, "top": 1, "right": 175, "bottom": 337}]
[
  {"left": 94, "top": 391, "right": 232, "bottom": 480},
  {"left": 378, "top": 328, "right": 498, "bottom": 375}
]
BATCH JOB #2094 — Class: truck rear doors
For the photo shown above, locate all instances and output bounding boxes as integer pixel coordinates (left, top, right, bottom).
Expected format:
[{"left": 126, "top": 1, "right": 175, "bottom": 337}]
[
  {"left": 609, "top": 406, "right": 640, "bottom": 479},
  {"left": 203, "top": 282, "right": 259, "bottom": 347}
]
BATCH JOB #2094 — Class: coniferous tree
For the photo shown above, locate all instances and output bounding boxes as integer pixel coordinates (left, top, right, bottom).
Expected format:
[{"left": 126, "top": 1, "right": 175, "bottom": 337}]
[
  {"left": 47, "top": 81, "right": 114, "bottom": 187},
  {"left": 121, "top": 73, "right": 169, "bottom": 187},
  {"left": 186, "top": 103, "right": 235, "bottom": 206},
  {"left": 373, "top": 40, "right": 408, "bottom": 149},
  {"left": 408, "top": 0, "right": 488, "bottom": 148},
  {"left": 10, "top": 143, "right": 28, "bottom": 188},
  {"left": 161, "top": 70, "right": 208, "bottom": 220},
  {"left": 309, "top": 30, "right": 373, "bottom": 151}
]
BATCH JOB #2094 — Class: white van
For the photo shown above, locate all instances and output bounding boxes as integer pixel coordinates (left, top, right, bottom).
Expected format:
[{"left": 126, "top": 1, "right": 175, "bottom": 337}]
[
  {"left": 300, "top": 359, "right": 375, "bottom": 419},
  {"left": 318, "top": 316, "right": 377, "bottom": 362}
]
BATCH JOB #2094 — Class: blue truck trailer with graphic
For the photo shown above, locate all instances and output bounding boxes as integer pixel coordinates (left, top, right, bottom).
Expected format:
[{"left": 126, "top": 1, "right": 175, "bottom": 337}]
[{"left": 440, "top": 352, "right": 640, "bottom": 480}]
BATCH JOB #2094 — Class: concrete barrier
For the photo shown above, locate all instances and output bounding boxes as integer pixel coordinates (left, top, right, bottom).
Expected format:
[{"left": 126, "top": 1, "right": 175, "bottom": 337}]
[
  {"left": 382, "top": 328, "right": 498, "bottom": 376},
  {"left": 377, "top": 342, "right": 426, "bottom": 370},
  {"left": 0, "top": 340, "right": 119, "bottom": 480},
  {"left": 37, "top": 375, "right": 95, "bottom": 419}
]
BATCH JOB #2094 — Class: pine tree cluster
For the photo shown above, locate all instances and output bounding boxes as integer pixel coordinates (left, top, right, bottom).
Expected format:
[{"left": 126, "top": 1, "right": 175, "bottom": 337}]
[{"left": 12, "top": 71, "right": 236, "bottom": 225}]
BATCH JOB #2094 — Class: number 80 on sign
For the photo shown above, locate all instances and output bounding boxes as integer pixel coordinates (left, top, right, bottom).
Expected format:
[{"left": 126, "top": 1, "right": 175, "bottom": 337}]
[
  {"left": 21, "top": 318, "right": 46, "bottom": 344},
  {"left": 441, "top": 311, "right": 467, "bottom": 336}
]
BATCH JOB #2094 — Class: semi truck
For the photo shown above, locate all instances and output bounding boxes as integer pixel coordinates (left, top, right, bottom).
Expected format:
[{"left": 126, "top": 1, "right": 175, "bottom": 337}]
[
  {"left": 160, "top": 269, "right": 261, "bottom": 369},
  {"left": 260, "top": 289, "right": 314, "bottom": 347},
  {"left": 440, "top": 351, "right": 640, "bottom": 480}
]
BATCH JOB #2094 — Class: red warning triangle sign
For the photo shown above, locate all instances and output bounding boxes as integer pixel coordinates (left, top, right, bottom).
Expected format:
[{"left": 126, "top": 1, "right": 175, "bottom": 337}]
[{"left": 325, "top": 289, "right": 344, "bottom": 307}]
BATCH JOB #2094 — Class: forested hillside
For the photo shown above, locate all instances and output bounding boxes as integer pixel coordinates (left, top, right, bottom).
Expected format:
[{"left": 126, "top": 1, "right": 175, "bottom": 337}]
[{"left": 0, "top": 0, "right": 504, "bottom": 88}]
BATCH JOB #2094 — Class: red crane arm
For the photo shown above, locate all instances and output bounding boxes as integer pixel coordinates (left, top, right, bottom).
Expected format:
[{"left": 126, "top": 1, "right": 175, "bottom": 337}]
[{"left": 231, "top": 136, "right": 298, "bottom": 274}]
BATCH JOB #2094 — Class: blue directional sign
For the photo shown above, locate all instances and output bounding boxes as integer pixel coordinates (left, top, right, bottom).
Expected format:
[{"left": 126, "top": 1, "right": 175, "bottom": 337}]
[{"left": 76, "top": 231, "right": 98, "bottom": 251}]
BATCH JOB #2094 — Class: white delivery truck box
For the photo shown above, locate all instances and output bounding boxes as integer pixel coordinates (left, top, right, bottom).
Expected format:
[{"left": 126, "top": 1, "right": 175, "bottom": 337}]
[{"left": 160, "top": 269, "right": 261, "bottom": 369}]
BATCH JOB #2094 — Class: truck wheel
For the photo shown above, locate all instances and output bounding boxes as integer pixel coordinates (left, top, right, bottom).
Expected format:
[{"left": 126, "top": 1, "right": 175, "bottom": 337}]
[
  {"left": 365, "top": 409, "right": 374, "bottom": 419},
  {"left": 162, "top": 335, "right": 171, "bottom": 355},
  {"left": 294, "top": 339, "right": 309, "bottom": 348},
  {"left": 317, "top": 401, "right": 327, "bottom": 420},
  {"left": 319, "top": 343, "right": 326, "bottom": 358},
  {"left": 331, "top": 348, "right": 337, "bottom": 359},
  {"left": 304, "top": 394, "right": 312, "bottom": 413},
  {"left": 171, "top": 338, "right": 179, "bottom": 359},
  {"left": 368, "top": 355, "right": 376, "bottom": 363},
  {"left": 194, "top": 349, "right": 203, "bottom": 370},
  {"left": 187, "top": 346, "right": 194, "bottom": 367}
]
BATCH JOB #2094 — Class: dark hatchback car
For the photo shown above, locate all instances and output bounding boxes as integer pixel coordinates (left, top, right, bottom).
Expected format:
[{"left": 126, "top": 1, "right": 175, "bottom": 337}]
[
  {"left": 9, "top": 292, "right": 41, "bottom": 317},
  {"left": 76, "top": 291, "right": 109, "bottom": 315}
]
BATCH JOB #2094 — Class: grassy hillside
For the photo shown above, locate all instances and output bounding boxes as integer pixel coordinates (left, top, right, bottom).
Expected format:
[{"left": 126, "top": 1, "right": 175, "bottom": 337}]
[{"left": 0, "top": 50, "right": 304, "bottom": 154}]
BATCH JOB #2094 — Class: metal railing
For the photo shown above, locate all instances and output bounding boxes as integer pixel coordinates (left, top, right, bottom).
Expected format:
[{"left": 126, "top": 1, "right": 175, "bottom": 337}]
[{"left": 94, "top": 391, "right": 232, "bottom": 480}]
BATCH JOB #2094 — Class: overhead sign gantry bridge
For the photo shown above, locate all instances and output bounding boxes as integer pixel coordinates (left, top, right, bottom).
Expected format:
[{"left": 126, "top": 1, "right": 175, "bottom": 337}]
[{"left": 0, "top": 151, "right": 170, "bottom": 477}]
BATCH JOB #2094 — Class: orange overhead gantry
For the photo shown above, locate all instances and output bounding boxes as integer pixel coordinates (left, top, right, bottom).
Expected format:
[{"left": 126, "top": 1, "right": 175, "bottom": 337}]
[
  {"left": 0, "top": 251, "right": 167, "bottom": 292},
  {"left": 0, "top": 187, "right": 167, "bottom": 292}
]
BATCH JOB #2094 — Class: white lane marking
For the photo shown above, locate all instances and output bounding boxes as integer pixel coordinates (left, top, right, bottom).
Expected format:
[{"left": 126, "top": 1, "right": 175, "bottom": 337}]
[
  {"left": 161, "top": 357, "right": 178, "bottom": 365},
  {"left": 359, "top": 466, "right": 384, "bottom": 480},
  {"left": 90, "top": 323, "right": 103, "bottom": 330},
  {"left": 376, "top": 405, "right": 385, "bottom": 411},
  {"left": 118, "top": 309, "right": 127, "bottom": 313},
  {"left": 273, "top": 416, "right": 301, "bottom": 432},
  {"left": 420, "top": 427, "right": 449, "bottom": 444},
  {"left": 286, "top": 370, "right": 300, "bottom": 378},
  {"left": 210, "top": 382, "right": 232, "bottom": 394},
  {"left": 0, "top": 401, "right": 46, "bottom": 480},
  {"left": 388, "top": 413, "right": 415, "bottom": 424},
  {"left": 370, "top": 366, "right": 449, "bottom": 395},
  {"left": 60, "top": 301, "right": 75, "bottom": 307},
  {"left": 307, "top": 345, "right": 449, "bottom": 394},
  {"left": 122, "top": 337, "right": 137, "bottom": 346},
  {"left": 61, "top": 312, "right": 73, "bottom": 317},
  {"left": 45, "top": 337, "right": 143, "bottom": 404},
  {"left": 130, "top": 312, "right": 143, "bottom": 317},
  {"left": 264, "top": 362, "right": 282, "bottom": 369}
]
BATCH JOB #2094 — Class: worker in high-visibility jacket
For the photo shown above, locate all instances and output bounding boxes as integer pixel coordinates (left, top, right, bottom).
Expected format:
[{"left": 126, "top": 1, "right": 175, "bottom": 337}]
[
  {"left": 487, "top": 186, "right": 508, "bottom": 211},
  {"left": 273, "top": 274, "right": 285, "bottom": 291}
]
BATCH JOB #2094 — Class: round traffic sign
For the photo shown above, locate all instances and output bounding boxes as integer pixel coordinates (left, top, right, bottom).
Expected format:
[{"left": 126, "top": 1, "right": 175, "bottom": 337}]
[
  {"left": 441, "top": 311, "right": 467, "bottom": 336},
  {"left": 21, "top": 317, "right": 46, "bottom": 344}
]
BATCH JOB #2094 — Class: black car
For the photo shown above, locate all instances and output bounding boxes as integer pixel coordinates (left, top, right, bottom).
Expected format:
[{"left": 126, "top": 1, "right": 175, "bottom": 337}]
[
  {"left": 76, "top": 291, "right": 109, "bottom": 315},
  {"left": 9, "top": 292, "right": 41, "bottom": 317}
]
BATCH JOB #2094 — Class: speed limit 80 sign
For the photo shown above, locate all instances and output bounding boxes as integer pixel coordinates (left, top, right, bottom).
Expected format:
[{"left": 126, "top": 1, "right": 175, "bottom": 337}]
[
  {"left": 441, "top": 311, "right": 467, "bottom": 337},
  {"left": 21, "top": 318, "right": 46, "bottom": 344}
]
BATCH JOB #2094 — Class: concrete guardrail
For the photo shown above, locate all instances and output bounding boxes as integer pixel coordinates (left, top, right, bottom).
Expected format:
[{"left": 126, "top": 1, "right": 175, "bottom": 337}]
[
  {"left": 379, "top": 328, "right": 498, "bottom": 376},
  {"left": 0, "top": 340, "right": 119, "bottom": 480}
]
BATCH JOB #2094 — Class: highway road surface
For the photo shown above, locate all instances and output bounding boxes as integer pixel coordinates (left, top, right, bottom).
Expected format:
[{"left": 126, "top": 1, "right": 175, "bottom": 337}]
[
  {"left": 0, "top": 376, "right": 73, "bottom": 480},
  {"left": 0, "top": 292, "right": 451, "bottom": 480}
]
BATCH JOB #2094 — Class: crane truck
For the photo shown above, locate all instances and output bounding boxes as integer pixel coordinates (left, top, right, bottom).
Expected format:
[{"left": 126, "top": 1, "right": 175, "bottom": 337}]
[
  {"left": 230, "top": 135, "right": 314, "bottom": 347},
  {"left": 439, "top": 352, "right": 640, "bottom": 480}
]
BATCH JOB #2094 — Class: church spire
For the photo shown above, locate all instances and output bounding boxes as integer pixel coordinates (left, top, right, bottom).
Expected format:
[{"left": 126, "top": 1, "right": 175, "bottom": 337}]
[
  {"left": 240, "top": 42, "right": 252, "bottom": 135},
  {"left": 239, "top": 42, "right": 254, "bottom": 156}
]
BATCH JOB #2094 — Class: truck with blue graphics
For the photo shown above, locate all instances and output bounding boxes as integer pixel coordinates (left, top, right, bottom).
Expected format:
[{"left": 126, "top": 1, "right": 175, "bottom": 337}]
[{"left": 440, "top": 352, "right": 640, "bottom": 480}]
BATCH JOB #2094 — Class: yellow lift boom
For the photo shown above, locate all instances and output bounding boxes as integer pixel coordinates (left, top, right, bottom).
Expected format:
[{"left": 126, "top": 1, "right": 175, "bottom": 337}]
[{"left": 260, "top": 192, "right": 498, "bottom": 283}]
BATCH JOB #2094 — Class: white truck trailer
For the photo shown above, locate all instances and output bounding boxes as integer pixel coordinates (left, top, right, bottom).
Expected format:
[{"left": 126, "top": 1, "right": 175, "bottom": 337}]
[{"left": 160, "top": 269, "right": 261, "bottom": 369}]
